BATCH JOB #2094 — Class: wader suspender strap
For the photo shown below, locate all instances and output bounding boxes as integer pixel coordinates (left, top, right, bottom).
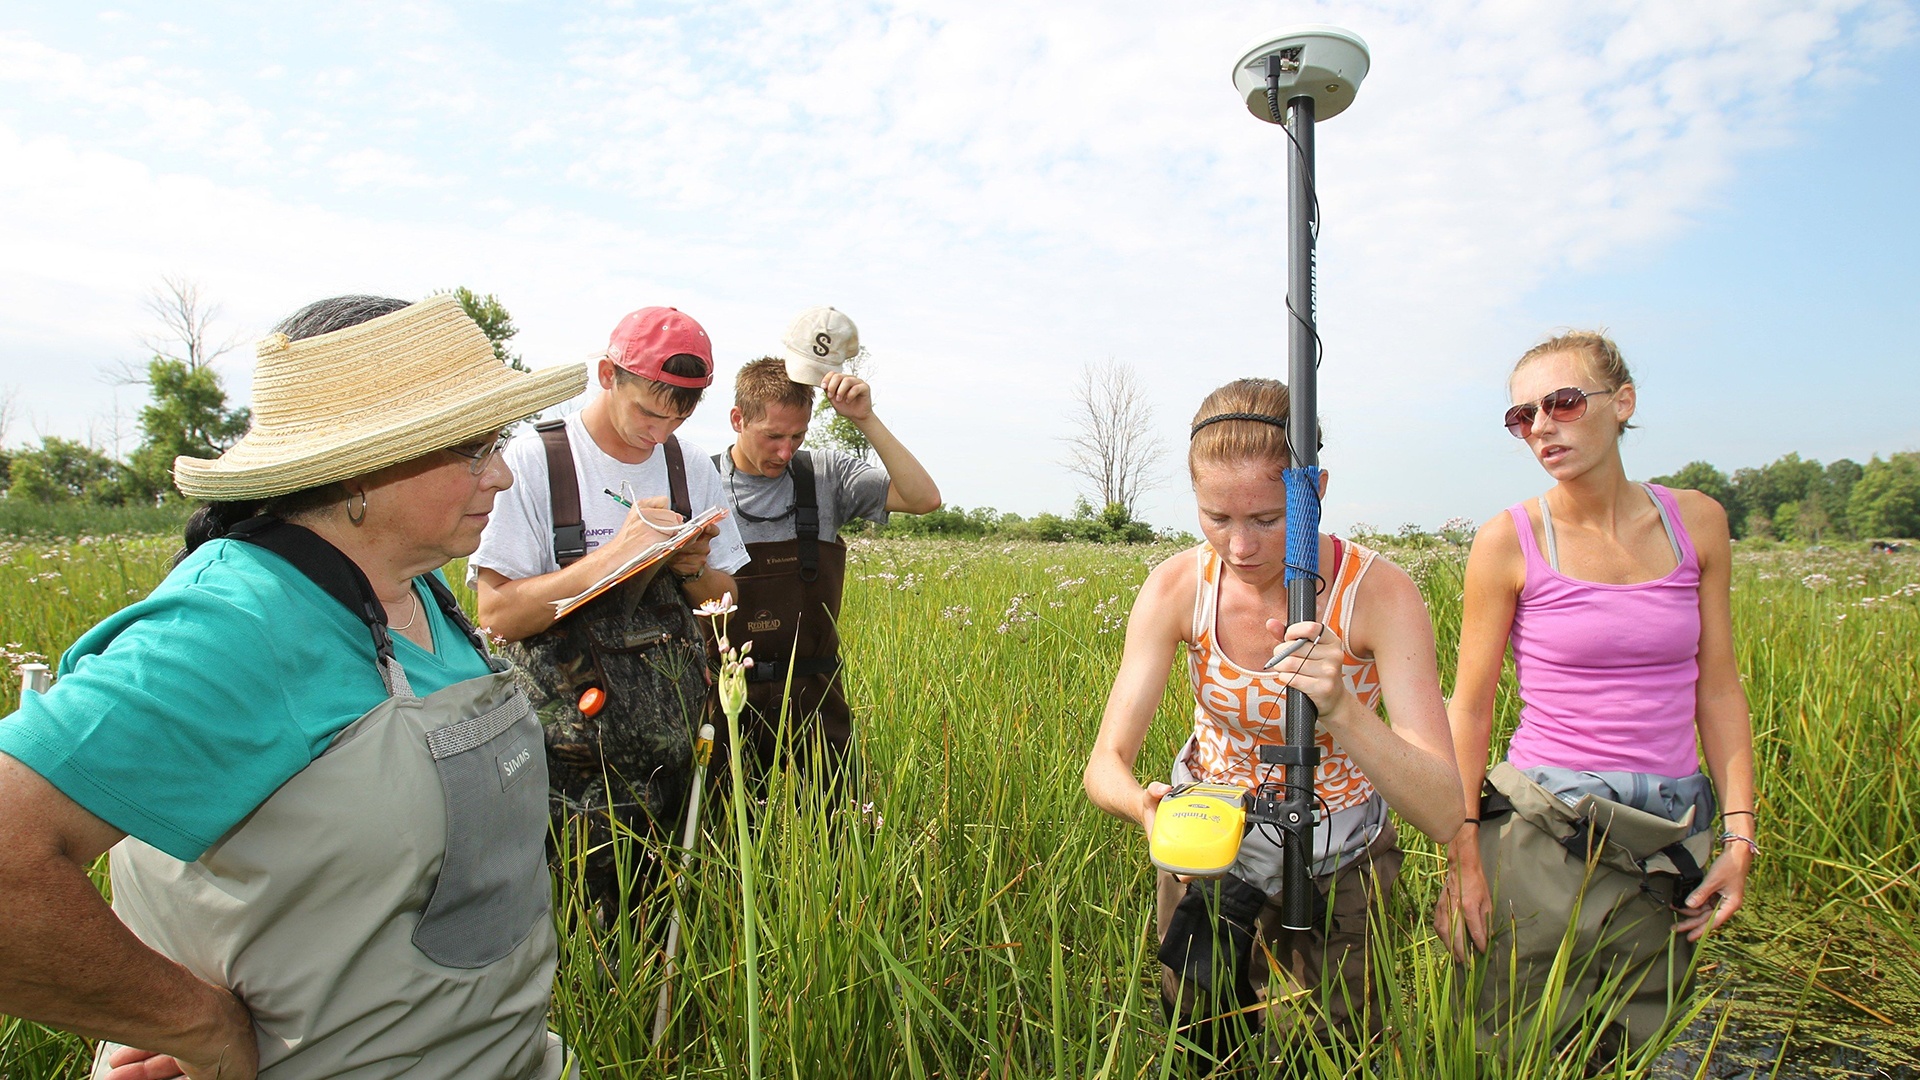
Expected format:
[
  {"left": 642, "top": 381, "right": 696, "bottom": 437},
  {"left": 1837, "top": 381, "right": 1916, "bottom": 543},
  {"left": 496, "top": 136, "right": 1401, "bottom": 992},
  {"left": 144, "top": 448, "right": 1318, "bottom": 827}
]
[
  {"left": 664, "top": 437, "right": 691, "bottom": 521},
  {"left": 536, "top": 419, "right": 586, "bottom": 567},
  {"left": 225, "top": 518, "right": 489, "bottom": 679},
  {"left": 711, "top": 449, "right": 819, "bottom": 579},
  {"left": 1656, "top": 839, "right": 1705, "bottom": 902},
  {"left": 539, "top": 419, "right": 692, "bottom": 567},
  {"left": 791, "top": 450, "right": 820, "bottom": 582}
]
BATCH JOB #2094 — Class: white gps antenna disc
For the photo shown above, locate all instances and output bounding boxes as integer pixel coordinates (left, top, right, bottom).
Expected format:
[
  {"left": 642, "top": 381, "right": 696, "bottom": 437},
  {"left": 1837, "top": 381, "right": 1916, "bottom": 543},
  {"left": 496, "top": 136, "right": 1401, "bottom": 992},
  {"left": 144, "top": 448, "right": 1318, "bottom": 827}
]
[{"left": 1230, "top": 25, "right": 1371, "bottom": 124}]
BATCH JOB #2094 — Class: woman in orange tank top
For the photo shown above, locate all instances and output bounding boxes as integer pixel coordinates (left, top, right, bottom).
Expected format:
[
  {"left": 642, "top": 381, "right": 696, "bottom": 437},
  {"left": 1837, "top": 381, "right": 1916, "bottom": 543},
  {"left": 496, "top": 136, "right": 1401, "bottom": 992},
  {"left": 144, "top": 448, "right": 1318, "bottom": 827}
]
[{"left": 1083, "top": 378, "right": 1462, "bottom": 1062}]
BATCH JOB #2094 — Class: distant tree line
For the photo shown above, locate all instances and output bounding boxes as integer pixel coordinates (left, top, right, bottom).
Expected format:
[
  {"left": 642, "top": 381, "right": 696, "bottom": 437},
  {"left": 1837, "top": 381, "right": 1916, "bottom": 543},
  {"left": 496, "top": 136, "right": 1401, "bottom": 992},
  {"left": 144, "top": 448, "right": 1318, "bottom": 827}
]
[
  {"left": 1650, "top": 452, "right": 1920, "bottom": 541},
  {"left": 0, "top": 283, "right": 519, "bottom": 509},
  {"left": 849, "top": 498, "right": 1179, "bottom": 545}
]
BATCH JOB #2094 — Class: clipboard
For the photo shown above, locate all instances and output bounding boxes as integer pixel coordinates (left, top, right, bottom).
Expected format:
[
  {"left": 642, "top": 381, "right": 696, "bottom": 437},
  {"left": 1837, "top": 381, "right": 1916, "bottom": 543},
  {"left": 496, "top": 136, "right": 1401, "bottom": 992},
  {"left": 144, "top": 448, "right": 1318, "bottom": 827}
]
[{"left": 549, "top": 505, "right": 728, "bottom": 621}]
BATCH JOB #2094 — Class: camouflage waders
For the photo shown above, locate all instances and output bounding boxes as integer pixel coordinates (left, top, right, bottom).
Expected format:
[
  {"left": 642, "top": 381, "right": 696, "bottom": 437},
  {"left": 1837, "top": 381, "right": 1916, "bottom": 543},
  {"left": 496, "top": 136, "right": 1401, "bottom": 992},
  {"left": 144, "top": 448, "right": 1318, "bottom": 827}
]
[{"left": 503, "top": 422, "right": 711, "bottom": 925}]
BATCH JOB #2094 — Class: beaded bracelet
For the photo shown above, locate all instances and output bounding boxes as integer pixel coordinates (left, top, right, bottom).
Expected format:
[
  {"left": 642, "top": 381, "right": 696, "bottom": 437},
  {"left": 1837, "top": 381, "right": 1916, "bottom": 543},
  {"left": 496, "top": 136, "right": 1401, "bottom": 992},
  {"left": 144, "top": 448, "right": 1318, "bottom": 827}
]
[{"left": 1717, "top": 832, "right": 1761, "bottom": 858}]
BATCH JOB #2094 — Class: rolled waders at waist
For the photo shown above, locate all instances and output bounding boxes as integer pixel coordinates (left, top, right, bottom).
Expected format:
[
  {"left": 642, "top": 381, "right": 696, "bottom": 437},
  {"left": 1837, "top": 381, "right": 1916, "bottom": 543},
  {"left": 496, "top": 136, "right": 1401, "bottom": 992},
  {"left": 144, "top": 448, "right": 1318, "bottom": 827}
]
[
  {"left": 94, "top": 519, "right": 564, "bottom": 1080},
  {"left": 1473, "top": 761, "right": 1714, "bottom": 1049},
  {"left": 720, "top": 450, "right": 852, "bottom": 771}
]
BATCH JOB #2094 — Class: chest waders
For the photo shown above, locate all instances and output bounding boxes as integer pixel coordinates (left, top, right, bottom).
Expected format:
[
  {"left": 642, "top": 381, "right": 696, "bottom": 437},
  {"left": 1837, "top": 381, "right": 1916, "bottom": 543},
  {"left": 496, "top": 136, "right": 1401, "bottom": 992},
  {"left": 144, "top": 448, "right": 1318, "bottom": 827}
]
[
  {"left": 715, "top": 450, "right": 851, "bottom": 790},
  {"left": 1473, "top": 761, "right": 1713, "bottom": 1051},
  {"left": 500, "top": 420, "right": 711, "bottom": 925},
  {"left": 95, "top": 519, "right": 565, "bottom": 1080}
]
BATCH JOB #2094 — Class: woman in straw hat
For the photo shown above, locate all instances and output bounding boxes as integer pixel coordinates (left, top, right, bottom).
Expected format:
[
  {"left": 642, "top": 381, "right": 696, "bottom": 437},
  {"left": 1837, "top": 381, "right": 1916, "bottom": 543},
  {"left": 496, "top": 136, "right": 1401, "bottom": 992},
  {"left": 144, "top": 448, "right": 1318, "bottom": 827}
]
[{"left": 0, "top": 294, "right": 589, "bottom": 1080}]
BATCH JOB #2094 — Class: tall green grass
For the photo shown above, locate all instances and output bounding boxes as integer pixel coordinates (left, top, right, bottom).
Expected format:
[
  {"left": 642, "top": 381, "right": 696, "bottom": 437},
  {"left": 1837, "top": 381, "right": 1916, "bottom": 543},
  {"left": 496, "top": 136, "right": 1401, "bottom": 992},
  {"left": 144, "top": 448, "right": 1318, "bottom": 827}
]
[
  {"left": 1, "top": 537, "right": 1915, "bottom": 1077},
  {"left": 0, "top": 500, "right": 190, "bottom": 540}
]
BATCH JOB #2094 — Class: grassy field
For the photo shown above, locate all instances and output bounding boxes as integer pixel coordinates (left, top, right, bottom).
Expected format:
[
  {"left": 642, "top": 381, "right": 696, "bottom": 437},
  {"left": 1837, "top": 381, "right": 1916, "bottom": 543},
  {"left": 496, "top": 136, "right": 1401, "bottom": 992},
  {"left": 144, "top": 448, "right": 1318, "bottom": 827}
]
[{"left": 1, "top": 534, "right": 1916, "bottom": 1078}]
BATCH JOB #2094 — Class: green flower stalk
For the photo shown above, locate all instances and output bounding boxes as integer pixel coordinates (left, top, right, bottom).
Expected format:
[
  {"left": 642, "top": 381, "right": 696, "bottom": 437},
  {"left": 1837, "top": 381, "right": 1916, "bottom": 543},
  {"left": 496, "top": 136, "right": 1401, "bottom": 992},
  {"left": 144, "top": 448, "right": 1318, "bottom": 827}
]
[{"left": 694, "top": 592, "right": 761, "bottom": 1080}]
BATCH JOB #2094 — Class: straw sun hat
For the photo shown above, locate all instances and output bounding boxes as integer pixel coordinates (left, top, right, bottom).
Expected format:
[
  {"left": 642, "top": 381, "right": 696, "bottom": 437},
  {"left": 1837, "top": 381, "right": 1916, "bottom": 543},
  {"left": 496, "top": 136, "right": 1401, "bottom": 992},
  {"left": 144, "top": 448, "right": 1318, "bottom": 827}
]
[{"left": 173, "top": 294, "right": 586, "bottom": 501}]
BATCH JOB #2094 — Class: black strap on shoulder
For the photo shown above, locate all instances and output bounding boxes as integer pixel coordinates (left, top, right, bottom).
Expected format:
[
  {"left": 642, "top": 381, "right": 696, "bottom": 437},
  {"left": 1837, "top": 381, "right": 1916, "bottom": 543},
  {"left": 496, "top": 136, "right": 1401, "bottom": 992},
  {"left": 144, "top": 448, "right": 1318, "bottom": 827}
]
[
  {"left": 792, "top": 450, "right": 819, "bottom": 582},
  {"left": 226, "top": 517, "right": 397, "bottom": 668},
  {"left": 226, "top": 517, "right": 491, "bottom": 666},
  {"left": 421, "top": 573, "right": 489, "bottom": 656},
  {"left": 664, "top": 435, "right": 691, "bottom": 521},
  {"left": 537, "top": 418, "right": 586, "bottom": 567}
]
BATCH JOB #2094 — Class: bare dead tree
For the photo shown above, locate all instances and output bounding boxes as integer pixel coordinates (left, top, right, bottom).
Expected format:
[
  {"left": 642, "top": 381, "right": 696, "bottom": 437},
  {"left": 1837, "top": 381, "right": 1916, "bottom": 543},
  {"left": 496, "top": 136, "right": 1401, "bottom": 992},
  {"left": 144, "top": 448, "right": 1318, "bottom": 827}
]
[
  {"left": 144, "top": 276, "right": 238, "bottom": 371},
  {"left": 1062, "top": 358, "right": 1166, "bottom": 518},
  {"left": 110, "top": 276, "right": 240, "bottom": 385},
  {"left": 0, "top": 386, "right": 17, "bottom": 447}
]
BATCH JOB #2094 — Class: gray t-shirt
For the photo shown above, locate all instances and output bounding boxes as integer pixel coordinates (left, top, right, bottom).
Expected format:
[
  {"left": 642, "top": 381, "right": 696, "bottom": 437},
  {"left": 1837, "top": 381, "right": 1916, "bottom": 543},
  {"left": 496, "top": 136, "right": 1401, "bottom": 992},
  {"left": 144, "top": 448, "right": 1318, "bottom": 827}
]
[
  {"left": 469, "top": 411, "right": 749, "bottom": 585},
  {"left": 715, "top": 446, "right": 891, "bottom": 545}
]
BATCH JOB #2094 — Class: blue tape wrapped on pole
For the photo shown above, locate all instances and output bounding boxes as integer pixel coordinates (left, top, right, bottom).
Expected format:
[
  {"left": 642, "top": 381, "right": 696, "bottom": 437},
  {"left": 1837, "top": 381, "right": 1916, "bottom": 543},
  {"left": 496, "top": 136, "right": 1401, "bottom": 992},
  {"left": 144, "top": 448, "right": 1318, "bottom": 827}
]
[{"left": 1282, "top": 466, "right": 1322, "bottom": 588}]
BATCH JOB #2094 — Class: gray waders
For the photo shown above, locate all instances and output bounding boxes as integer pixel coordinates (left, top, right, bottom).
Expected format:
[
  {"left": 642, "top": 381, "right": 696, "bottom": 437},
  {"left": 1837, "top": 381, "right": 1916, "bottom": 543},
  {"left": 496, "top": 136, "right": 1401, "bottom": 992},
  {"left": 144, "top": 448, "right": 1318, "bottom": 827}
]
[
  {"left": 94, "top": 519, "right": 567, "bottom": 1079},
  {"left": 1474, "top": 760, "right": 1713, "bottom": 1051}
]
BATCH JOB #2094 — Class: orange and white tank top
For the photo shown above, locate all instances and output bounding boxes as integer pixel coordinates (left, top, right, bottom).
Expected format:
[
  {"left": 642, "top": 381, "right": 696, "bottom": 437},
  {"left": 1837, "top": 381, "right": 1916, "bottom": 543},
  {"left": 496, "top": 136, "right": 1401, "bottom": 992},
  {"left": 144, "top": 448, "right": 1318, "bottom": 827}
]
[{"left": 1181, "top": 538, "right": 1382, "bottom": 814}]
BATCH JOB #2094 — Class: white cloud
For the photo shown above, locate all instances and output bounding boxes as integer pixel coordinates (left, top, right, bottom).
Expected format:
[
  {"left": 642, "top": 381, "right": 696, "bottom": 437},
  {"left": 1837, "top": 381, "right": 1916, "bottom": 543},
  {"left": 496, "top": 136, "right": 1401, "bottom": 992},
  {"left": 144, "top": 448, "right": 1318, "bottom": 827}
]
[
  {"left": 326, "top": 147, "right": 450, "bottom": 190},
  {"left": 0, "top": 0, "right": 1909, "bottom": 528}
]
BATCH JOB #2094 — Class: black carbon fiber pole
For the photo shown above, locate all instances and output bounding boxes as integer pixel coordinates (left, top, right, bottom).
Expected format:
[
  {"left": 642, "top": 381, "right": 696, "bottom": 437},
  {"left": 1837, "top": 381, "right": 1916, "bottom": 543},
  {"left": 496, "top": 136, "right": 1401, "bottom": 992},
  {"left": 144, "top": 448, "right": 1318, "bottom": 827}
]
[{"left": 1281, "top": 90, "right": 1319, "bottom": 933}]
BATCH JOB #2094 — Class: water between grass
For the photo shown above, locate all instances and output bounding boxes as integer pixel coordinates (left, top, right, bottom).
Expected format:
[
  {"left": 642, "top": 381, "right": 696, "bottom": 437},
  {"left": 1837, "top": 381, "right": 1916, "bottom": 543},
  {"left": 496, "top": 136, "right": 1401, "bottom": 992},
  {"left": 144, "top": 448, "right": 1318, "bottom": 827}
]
[{"left": 0, "top": 534, "right": 1914, "bottom": 1077}]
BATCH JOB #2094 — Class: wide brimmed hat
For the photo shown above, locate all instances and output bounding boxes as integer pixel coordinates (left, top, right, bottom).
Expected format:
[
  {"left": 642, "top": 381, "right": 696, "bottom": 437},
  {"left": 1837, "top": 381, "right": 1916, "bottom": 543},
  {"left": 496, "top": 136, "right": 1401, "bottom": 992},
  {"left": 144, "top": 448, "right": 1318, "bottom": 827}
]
[
  {"left": 174, "top": 294, "right": 586, "bottom": 501},
  {"left": 781, "top": 305, "right": 859, "bottom": 387}
]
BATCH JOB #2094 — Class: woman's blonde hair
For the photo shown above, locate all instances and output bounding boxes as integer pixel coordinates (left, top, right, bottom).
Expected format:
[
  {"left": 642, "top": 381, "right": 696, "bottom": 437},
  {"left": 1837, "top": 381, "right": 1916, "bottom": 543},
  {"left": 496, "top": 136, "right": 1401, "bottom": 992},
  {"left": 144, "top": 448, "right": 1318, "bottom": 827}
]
[
  {"left": 1188, "top": 378, "right": 1321, "bottom": 476},
  {"left": 1510, "top": 330, "right": 1635, "bottom": 434}
]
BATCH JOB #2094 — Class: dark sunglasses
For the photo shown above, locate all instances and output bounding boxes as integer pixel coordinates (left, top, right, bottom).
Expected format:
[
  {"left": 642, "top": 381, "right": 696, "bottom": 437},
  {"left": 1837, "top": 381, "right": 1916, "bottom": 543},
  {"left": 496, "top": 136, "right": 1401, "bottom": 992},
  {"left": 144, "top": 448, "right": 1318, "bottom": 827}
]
[{"left": 1503, "top": 387, "right": 1611, "bottom": 439}]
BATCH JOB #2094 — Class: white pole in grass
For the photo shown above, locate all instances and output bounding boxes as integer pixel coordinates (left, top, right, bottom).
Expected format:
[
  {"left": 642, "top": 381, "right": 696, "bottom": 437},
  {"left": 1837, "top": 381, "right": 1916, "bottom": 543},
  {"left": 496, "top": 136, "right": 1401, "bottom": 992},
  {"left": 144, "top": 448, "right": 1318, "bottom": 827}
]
[
  {"left": 17, "top": 663, "right": 51, "bottom": 708},
  {"left": 652, "top": 721, "right": 716, "bottom": 1043},
  {"left": 1228, "top": 26, "right": 1370, "bottom": 932}
]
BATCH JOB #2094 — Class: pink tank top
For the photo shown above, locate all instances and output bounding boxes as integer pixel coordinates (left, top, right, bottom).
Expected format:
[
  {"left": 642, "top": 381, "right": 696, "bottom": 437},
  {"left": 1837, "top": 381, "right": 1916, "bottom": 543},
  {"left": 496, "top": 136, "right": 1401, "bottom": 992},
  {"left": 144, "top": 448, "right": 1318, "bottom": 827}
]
[
  {"left": 1181, "top": 539, "right": 1381, "bottom": 814},
  {"left": 1504, "top": 483, "right": 1703, "bottom": 778}
]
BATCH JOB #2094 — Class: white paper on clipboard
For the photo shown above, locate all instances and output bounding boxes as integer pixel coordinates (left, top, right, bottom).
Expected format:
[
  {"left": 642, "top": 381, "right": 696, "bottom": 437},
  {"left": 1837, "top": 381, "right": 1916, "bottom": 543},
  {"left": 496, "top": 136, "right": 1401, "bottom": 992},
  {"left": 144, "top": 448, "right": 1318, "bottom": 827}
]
[{"left": 549, "top": 505, "right": 727, "bottom": 621}]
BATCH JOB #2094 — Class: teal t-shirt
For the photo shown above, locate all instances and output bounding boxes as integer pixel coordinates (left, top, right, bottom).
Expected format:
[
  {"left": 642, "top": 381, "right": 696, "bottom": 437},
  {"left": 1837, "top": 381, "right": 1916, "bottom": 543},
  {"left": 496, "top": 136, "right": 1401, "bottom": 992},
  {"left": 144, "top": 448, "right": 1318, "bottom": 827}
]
[{"left": 0, "top": 538, "right": 492, "bottom": 862}]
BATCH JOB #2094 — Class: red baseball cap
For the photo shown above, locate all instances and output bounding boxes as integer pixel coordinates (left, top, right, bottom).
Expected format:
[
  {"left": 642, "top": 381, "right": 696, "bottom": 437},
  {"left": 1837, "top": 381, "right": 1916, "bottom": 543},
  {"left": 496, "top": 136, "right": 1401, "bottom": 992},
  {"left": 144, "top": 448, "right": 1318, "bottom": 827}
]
[{"left": 605, "top": 307, "right": 714, "bottom": 388}]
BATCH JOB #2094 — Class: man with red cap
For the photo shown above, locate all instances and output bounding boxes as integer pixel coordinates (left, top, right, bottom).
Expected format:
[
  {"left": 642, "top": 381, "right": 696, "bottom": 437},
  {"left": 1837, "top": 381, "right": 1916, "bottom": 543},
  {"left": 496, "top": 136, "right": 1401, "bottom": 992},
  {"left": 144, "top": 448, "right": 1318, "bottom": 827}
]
[{"left": 471, "top": 306, "right": 747, "bottom": 924}]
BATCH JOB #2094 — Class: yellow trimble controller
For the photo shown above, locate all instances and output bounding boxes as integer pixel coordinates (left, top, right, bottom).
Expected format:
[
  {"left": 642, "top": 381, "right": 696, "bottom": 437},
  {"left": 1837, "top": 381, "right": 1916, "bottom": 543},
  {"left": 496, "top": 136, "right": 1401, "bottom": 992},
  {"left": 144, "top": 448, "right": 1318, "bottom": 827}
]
[{"left": 1149, "top": 783, "right": 1249, "bottom": 876}]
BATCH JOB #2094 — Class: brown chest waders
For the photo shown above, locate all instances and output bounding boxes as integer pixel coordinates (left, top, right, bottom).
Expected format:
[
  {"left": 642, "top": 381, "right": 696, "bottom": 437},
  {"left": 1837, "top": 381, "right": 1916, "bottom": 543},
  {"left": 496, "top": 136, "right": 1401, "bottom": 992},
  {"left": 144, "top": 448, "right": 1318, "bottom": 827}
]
[
  {"left": 715, "top": 450, "right": 852, "bottom": 790},
  {"left": 499, "top": 420, "right": 712, "bottom": 925}
]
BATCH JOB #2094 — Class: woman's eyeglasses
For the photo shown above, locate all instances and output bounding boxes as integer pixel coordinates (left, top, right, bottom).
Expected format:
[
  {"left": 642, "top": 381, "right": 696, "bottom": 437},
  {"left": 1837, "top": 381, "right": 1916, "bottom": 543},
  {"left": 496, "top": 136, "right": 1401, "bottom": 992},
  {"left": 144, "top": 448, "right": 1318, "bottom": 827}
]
[
  {"left": 1503, "top": 387, "right": 1611, "bottom": 439},
  {"left": 446, "top": 433, "right": 511, "bottom": 475}
]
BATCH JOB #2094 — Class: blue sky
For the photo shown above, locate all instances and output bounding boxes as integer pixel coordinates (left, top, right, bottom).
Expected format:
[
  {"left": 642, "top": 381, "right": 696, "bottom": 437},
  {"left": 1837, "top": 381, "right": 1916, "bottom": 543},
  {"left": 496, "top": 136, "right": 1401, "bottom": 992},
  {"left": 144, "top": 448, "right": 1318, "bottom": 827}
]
[{"left": 0, "top": 1, "right": 1914, "bottom": 532}]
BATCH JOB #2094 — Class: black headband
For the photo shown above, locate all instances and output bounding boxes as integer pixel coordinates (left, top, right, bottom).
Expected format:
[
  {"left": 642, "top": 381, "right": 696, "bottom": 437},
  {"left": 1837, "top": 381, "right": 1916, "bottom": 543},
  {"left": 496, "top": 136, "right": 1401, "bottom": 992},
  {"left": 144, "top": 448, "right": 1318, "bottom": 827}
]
[{"left": 1189, "top": 411, "right": 1287, "bottom": 438}]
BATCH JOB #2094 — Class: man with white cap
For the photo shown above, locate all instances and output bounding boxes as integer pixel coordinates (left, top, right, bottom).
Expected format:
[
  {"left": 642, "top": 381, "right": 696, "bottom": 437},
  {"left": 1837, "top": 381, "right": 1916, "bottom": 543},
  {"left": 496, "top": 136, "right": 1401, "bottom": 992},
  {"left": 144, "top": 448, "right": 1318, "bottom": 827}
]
[
  {"left": 471, "top": 305, "right": 748, "bottom": 923},
  {"left": 714, "top": 306, "right": 940, "bottom": 787}
]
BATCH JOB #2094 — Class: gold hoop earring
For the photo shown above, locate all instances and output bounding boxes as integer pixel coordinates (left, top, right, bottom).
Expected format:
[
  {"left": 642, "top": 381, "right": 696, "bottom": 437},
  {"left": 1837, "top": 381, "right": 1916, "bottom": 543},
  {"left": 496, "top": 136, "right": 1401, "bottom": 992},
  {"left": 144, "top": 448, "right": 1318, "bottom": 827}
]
[{"left": 346, "top": 490, "right": 367, "bottom": 526}]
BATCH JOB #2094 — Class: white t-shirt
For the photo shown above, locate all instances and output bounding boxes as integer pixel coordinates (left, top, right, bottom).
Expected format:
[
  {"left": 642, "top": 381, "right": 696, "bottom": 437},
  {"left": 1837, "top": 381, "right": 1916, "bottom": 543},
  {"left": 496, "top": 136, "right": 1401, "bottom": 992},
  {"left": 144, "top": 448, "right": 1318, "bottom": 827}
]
[{"left": 469, "top": 411, "right": 749, "bottom": 585}]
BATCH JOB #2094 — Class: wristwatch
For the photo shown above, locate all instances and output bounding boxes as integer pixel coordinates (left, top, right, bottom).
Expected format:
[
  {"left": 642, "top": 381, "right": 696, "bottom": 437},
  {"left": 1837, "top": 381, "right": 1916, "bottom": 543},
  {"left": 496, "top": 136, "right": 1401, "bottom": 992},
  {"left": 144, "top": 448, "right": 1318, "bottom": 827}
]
[{"left": 674, "top": 564, "right": 707, "bottom": 586}]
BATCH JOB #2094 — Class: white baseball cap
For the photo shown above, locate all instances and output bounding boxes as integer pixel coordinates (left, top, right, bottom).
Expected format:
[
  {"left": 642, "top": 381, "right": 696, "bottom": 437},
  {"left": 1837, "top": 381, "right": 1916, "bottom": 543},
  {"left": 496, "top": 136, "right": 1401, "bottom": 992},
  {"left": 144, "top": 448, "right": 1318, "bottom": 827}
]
[{"left": 781, "top": 306, "right": 859, "bottom": 387}]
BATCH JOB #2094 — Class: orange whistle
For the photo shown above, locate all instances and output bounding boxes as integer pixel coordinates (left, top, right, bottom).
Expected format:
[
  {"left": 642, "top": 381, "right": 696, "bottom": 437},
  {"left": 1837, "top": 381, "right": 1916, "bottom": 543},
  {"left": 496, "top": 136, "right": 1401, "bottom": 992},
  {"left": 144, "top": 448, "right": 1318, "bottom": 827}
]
[{"left": 578, "top": 687, "right": 606, "bottom": 717}]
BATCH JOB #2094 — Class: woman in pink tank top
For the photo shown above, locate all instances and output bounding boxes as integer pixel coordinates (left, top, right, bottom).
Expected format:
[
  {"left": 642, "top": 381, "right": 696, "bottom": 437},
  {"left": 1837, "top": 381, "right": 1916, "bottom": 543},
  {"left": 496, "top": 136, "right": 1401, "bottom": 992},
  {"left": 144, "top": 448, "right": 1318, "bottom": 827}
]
[
  {"left": 1433, "top": 332, "right": 1757, "bottom": 1053},
  {"left": 1083, "top": 378, "right": 1462, "bottom": 1058}
]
